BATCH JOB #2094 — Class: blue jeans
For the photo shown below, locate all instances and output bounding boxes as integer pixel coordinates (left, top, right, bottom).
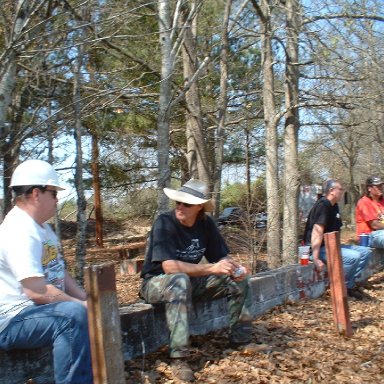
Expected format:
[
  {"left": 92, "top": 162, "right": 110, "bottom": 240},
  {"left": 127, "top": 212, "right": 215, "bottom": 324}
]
[
  {"left": 319, "top": 244, "right": 372, "bottom": 289},
  {"left": 0, "top": 302, "right": 93, "bottom": 384},
  {"left": 369, "top": 230, "right": 384, "bottom": 248}
]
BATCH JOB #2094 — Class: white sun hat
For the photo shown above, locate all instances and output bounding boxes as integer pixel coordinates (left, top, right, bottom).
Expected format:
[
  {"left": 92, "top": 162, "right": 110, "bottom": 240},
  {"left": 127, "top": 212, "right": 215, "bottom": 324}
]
[{"left": 163, "top": 179, "right": 214, "bottom": 212}]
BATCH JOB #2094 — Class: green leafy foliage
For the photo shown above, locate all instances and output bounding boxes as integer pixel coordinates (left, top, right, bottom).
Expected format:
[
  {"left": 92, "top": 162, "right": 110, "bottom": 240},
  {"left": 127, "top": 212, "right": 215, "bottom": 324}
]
[{"left": 220, "top": 177, "right": 266, "bottom": 213}]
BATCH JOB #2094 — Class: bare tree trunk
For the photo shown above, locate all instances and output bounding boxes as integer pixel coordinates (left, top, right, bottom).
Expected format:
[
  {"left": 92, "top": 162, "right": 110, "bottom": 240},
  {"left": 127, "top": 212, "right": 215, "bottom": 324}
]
[
  {"left": 180, "top": 1, "right": 210, "bottom": 185},
  {"left": 282, "top": 0, "right": 300, "bottom": 264},
  {"left": 213, "top": 0, "right": 231, "bottom": 215},
  {"left": 257, "top": 0, "right": 281, "bottom": 268},
  {"left": 73, "top": 44, "right": 87, "bottom": 284},
  {"left": 3, "top": 145, "right": 19, "bottom": 214},
  {"left": 47, "top": 102, "right": 63, "bottom": 249},
  {"left": 245, "top": 129, "right": 251, "bottom": 211},
  {"left": 2, "top": 86, "right": 28, "bottom": 214},
  {"left": 0, "top": 1, "right": 25, "bottom": 216},
  {"left": 0, "top": 57, "right": 16, "bottom": 143},
  {"left": 157, "top": 0, "right": 173, "bottom": 212},
  {"left": 91, "top": 133, "right": 103, "bottom": 247}
]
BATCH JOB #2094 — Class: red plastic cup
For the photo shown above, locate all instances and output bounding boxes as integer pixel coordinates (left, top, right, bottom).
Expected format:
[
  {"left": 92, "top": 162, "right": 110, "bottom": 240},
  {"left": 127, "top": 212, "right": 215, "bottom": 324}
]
[
  {"left": 300, "top": 254, "right": 309, "bottom": 266},
  {"left": 298, "top": 245, "right": 310, "bottom": 266}
]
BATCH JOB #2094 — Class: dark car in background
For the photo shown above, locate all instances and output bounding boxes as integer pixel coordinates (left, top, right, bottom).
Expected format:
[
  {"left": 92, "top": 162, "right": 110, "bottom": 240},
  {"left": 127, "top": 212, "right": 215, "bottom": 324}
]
[
  {"left": 254, "top": 212, "right": 267, "bottom": 228},
  {"left": 216, "top": 207, "right": 244, "bottom": 226},
  {"left": 216, "top": 207, "right": 267, "bottom": 229}
]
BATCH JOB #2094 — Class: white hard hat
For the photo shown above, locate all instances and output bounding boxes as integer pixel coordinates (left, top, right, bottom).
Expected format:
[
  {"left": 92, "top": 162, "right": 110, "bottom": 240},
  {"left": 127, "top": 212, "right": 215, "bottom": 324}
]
[{"left": 10, "top": 159, "right": 65, "bottom": 190}]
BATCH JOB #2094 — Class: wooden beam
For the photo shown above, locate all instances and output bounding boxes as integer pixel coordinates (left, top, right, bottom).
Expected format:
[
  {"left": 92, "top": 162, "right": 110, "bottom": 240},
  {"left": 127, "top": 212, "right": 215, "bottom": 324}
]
[
  {"left": 84, "top": 263, "right": 126, "bottom": 384},
  {"left": 324, "top": 231, "right": 353, "bottom": 337},
  {"left": 86, "top": 241, "right": 146, "bottom": 254}
]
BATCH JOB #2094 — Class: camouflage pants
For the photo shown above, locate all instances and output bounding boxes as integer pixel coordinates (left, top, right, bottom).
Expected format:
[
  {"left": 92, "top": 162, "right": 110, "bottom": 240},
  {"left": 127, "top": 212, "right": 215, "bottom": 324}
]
[{"left": 140, "top": 273, "right": 253, "bottom": 358}]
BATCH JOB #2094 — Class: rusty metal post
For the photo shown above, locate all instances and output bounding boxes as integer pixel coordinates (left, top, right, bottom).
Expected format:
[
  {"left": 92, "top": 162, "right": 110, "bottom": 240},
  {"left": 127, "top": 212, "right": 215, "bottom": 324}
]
[
  {"left": 324, "top": 231, "right": 353, "bottom": 337},
  {"left": 84, "top": 263, "right": 125, "bottom": 383}
]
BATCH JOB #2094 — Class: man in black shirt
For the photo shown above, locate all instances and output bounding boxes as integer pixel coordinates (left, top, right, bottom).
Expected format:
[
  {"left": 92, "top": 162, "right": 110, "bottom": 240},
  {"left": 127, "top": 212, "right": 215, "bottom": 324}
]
[
  {"left": 304, "top": 179, "right": 371, "bottom": 300},
  {"left": 140, "top": 179, "right": 253, "bottom": 382}
]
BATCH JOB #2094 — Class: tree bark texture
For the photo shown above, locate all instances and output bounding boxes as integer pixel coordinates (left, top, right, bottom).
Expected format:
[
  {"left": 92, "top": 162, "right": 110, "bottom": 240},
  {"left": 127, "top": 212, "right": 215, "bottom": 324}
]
[
  {"left": 73, "top": 43, "right": 87, "bottom": 285},
  {"left": 91, "top": 133, "right": 104, "bottom": 247},
  {"left": 282, "top": 0, "right": 300, "bottom": 264},
  {"left": 0, "top": 0, "right": 26, "bottom": 215},
  {"left": 157, "top": 0, "right": 173, "bottom": 212},
  {"left": 213, "top": 0, "right": 231, "bottom": 215},
  {"left": 259, "top": 0, "right": 281, "bottom": 268},
  {"left": 180, "top": 1, "right": 211, "bottom": 185}
]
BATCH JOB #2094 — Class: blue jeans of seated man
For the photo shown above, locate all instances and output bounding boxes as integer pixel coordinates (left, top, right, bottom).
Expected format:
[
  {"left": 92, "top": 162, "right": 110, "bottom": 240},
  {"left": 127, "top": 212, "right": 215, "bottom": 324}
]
[
  {"left": 319, "top": 244, "right": 372, "bottom": 289},
  {"left": 140, "top": 273, "right": 253, "bottom": 358},
  {"left": 0, "top": 301, "right": 93, "bottom": 384},
  {"left": 369, "top": 230, "right": 384, "bottom": 248}
]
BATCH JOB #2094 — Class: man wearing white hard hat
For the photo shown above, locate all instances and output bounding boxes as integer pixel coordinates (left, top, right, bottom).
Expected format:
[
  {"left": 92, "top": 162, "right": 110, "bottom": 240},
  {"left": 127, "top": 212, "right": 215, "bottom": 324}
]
[
  {"left": 140, "top": 179, "right": 253, "bottom": 382},
  {"left": 0, "top": 160, "right": 93, "bottom": 383}
]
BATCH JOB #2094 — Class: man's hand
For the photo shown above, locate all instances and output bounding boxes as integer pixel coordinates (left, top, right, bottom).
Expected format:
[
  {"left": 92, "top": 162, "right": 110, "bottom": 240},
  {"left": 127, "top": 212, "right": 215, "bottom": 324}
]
[
  {"left": 210, "top": 258, "right": 236, "bottom": 276},
  {"left": 162, "top": 258, "right": 249, "bottom": 279},
  {"left": 313, "top": 258, "right": 325, "bottom": 272}
]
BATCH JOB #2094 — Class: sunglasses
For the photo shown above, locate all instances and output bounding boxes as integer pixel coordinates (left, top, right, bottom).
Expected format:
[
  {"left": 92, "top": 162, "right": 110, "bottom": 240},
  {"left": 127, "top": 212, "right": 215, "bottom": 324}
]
[
  {"left": 175, "top": 201, "right": 194, "bottom": 208},
  {"left": 44, "top": 189, "right": 58, "bottom": 199}
]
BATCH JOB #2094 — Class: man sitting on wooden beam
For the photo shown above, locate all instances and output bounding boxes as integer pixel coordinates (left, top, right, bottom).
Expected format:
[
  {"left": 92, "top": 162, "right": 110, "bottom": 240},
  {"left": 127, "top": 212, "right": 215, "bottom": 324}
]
[{"left": 303, "top": 178, "right": 372, "bottom": 300}]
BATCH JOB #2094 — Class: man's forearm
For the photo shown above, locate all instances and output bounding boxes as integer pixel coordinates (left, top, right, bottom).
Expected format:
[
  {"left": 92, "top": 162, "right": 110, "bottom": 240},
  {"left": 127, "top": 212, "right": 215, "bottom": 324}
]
[
  {"left": 311, "top": 224, "right": 325, "bottom": 260},
  {"left": 370, "top": 219, "right": 384, "bottom": 230},
  {"left": 22, "top": 276, "right": 86, "bottom": 306},
  {"left": 64, "top": 271, "right": 87, "bottom": 301},
  {"left": 162, "top": 258, "right": 236, "bottom": 277},
  {"left": 162, "top": 260, "right": 217, "bottom": 276}
]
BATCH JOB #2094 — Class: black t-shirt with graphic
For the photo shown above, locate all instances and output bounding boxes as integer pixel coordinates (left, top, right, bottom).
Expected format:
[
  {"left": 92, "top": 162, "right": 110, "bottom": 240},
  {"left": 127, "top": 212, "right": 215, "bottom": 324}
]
[
  {"left": 140, "top": 211, "right": 229, "bottom": 278},
  {"left": 303, "top": 197, "right": 342, "bottom": 246}
]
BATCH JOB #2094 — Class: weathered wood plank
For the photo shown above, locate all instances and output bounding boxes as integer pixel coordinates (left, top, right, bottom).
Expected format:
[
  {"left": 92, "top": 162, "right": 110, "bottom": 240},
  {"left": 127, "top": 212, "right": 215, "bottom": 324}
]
[{"left": 84, "top": 262, "right": 126, "bottom": 384}]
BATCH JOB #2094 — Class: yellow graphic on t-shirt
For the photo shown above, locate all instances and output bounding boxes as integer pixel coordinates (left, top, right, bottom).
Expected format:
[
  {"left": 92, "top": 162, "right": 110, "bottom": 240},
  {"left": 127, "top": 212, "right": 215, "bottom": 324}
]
[
  {"left": 42, "top": 241, "right": 58, "bottom": 265},
  {"left": 41, "top": 240, "right": 65, "bottom": 289}
]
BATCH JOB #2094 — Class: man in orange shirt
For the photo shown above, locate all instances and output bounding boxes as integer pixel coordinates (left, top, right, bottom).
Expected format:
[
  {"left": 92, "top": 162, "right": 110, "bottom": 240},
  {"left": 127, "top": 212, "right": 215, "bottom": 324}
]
[{"left": 356, "top": 176, "right": 384, "bottom": 248}]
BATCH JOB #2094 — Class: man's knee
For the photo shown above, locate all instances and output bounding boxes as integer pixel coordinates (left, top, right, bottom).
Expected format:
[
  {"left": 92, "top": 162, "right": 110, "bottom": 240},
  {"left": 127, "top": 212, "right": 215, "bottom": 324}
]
[
  {"left": 164, "top": 273, "right": 191, "bottom": 302},
  {"left": 54, "top": 302, "right": 88, "bottom": 326}
]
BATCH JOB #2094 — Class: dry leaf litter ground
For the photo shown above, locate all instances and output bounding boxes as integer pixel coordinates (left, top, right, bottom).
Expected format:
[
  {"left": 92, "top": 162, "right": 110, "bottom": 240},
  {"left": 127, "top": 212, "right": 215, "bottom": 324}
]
[{"left": 62, "top": 220, "right": 384, "bottom": 383}]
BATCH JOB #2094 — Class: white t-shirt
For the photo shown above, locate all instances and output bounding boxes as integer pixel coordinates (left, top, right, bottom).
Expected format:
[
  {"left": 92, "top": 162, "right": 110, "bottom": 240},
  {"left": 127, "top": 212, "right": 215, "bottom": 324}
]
[{"left": 0, "top": 206, "right": 65, "bottom": 332}]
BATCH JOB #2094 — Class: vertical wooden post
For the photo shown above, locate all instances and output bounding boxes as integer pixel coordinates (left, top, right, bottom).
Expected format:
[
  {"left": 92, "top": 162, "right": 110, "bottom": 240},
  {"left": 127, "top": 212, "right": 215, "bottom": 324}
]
[
  {"left": 84, "top": 263, "right": 126, "bottom": 384},
  {"left": 324, "top": 231, "right": 353, "bottom": 337}
]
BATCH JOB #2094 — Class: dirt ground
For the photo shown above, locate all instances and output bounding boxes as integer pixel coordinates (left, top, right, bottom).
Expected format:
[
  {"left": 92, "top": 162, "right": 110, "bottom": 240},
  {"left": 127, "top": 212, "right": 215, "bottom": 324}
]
[
  {"left": 125, "top": 273, "right": 384, "bottom": 383},
  {"left": 63, "top": 219, "right": 384, "bottom": 383}
]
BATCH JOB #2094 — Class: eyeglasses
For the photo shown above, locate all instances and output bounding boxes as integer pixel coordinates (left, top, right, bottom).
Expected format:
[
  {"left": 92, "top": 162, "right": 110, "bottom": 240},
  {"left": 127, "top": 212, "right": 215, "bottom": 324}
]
[
  {"left": 44, "top": 189, "right": 58, "bottom": 199},
  {"left": 175, "top": 201, "right": 194, "bottom": 208}
]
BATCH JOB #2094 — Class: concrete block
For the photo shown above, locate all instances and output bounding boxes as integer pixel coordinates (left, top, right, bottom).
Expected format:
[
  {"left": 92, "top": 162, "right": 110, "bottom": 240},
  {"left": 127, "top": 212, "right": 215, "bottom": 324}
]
[
  {"left": 120, "top": 302, "right": 168, "bottom": 359},
  {"left": 190, "top": 298, "right": 229, "bottom": 334},
  {"left": 0, "top": 347, "right": 53, "bottom": 384}
]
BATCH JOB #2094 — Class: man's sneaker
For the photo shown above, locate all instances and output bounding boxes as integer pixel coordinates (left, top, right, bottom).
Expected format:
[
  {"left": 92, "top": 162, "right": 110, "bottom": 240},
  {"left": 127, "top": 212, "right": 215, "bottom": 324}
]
[
  {"left": 356, "top": 280, "right": 374, "bottom": 290},
  {"left": 170, "top": 359, "right": 195, "bottom": 382},
  {"left": 229, "top": 340, "right": 272, "bottom": 353},
  {"left": 347, "top": 288, "right": 364, "bottom": 300},
  {"left": 228, "top": 339, "right": 253, "bottom": 349}
]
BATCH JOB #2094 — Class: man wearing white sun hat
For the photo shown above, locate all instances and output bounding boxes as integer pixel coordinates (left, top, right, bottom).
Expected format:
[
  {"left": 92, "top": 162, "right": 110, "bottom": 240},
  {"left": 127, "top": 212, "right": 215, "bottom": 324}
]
[
  {"left": 140, "top": 179, "right": 253, "bottom": 382},
  {"left": 0, "top": 159, "right": 93, "bottom": 384}
]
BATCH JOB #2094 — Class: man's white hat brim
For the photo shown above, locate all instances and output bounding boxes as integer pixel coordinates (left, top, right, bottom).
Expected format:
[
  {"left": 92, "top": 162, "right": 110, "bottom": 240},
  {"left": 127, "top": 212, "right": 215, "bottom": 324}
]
[{"left": 163, "top": 188, "right": 214, "bottom": 212}]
